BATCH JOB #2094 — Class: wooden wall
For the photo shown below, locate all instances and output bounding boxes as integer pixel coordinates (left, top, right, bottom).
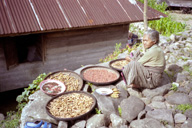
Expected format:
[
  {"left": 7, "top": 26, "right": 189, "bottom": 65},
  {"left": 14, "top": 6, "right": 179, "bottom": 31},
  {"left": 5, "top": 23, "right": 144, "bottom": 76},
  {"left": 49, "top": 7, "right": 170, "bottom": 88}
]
[{"left": 0, "top": 25, "right": 128, "bottom": 92}]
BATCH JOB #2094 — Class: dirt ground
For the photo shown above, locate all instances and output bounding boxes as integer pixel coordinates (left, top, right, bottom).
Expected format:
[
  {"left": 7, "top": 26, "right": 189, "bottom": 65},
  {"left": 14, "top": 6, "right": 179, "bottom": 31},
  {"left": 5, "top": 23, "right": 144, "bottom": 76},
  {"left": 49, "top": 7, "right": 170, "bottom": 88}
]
[{"left": 169, "top": 11, "right": 192, "bottom": 28}]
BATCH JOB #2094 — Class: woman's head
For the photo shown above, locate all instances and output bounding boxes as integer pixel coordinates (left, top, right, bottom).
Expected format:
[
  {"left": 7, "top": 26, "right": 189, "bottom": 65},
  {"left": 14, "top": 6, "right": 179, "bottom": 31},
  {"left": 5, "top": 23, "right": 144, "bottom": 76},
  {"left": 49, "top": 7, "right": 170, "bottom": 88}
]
[{"left": 143, "top": 30, "right": 159, "bottom": 49}]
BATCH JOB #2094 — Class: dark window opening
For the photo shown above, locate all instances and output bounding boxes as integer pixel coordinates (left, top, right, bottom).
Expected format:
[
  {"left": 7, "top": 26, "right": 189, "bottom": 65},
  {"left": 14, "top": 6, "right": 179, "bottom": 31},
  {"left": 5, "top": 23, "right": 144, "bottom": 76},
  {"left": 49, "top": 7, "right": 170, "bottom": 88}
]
[
  {"left": 3, "top": 34, "right": 45, "bottom": 70},
  {"left": 15, "top": 35, "right": 42, "bottom": 63}
]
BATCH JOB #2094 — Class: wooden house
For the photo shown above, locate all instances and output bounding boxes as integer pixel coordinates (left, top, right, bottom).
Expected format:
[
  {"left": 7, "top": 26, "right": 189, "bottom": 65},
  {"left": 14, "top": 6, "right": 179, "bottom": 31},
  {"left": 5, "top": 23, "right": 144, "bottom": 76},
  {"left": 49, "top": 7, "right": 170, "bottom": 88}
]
[{"left": 0, "top": 0, "right": 166, "bottom": 92}]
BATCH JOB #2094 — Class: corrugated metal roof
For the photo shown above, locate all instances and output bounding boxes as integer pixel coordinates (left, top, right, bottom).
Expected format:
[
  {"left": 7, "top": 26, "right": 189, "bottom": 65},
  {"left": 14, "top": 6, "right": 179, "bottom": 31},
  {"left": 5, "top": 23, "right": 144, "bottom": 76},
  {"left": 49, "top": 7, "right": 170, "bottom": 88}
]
[
  {"left": 166, "top": 0, "right": 192, "bottom": 8},
  {"left": 0, "top": 0, "right": 167, "bottom": 37}
]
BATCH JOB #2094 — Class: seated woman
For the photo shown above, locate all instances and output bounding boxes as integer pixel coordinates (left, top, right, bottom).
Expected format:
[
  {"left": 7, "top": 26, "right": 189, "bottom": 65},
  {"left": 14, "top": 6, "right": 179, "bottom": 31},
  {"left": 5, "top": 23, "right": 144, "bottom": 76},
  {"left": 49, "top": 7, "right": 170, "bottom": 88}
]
[{"left": 123, "top": 30, "right": 166, "bottom": 89}]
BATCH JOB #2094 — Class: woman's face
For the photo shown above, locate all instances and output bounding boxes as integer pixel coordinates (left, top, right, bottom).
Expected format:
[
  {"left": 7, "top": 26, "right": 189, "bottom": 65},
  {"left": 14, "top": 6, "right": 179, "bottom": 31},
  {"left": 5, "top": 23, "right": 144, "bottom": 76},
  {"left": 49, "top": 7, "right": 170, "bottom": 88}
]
[{"left": 143, "top": 34, "right": 155, "bottom": 49}]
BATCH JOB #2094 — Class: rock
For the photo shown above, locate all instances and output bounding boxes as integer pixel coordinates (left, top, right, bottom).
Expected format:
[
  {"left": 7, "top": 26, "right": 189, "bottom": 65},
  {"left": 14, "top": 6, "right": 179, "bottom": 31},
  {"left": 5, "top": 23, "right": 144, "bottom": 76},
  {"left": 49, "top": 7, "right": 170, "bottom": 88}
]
[
  {"left": 186, "top": 43, "right": 192, "bottom": 48},
  {"left": 93, "top": 90, "right": 118, "bottom": 119},
  {"left": 166, "top": 93, "right": 191, "bottom": 105},
  {"left": 112, "top": 85, "right": 129, "bottom": 110},
  {"left": 146, "top": 109, "right": 174, "bottom": 126},
  {"left": 20, "top": 91, "right": 56, "bottom": 128},
  {"left": 170, "top": 34, "right": 176, "bottom": 42},
  {"left": 93, "top": 85, "right": 128, "bottom": 119},
  {"left": 119, "top": 125, "right": 128, "bottom": 128},
  {"left": 165, "top": 125, "right": 174, "bottom": 128},
  {"left": 120, "top": 96, "right": 145, "bottom": 122},
  {"left": 110, "top": 113, "right": 127, "bottom": 128},
  {"left": 137, "top": 110, "right": 146, "bottom": 120},
  {"left": 184, "top": 109, "right": 192, "bottom": 118},
  {"left": 152, "top": 96, "right": 165, "bottom": 102},
  {"left": 127, "top": 88, "right": 142, "bottom": 98},
  {"left": 167, "top": 64, "right": 182, "bottom": 73},
  {"left": 159, "top": 73, "right": 172, "bottom": 86},
  {"left": 174, "top": 113, "right": 186, "bottom": 124},
  {"left": 0, "top": 113, "right": 4, "bottom": 121},
  {"left": 129, "top": 118, "right": 165, "bottom": 128},
  {"left": 186, "top": 82, "right": 192, "bottom": 89},
  {"left": 140, "top": 97, "right": 151, "bottom": 105},
  {"left": 176, "top": 73, "right": 188, "bottom": 83},
  {"left": 176, "top": 86, "right": 190, "bottom": 94},
  {"left": 148, "top": 101, "right": 167, "bottom": 109},
  {"left": 142, "top": 84, "right": 171, "bottom": 100},
  {"left": 187, "top": 60, "right": 192, "bottom": 66},
  {"left": 116, "top": 80, "right": 127, "bottom": 89},
  {"left": 58, "top": 121, "right": 68, "bottom": 128},
  {"left": 118, "top": 51, "right": 128, "bottom": 59},
  {"left": 71, "top": 120, "right": 86, "bottom": 128},
  {"left": 167, "top": 55, "right": 177, "bottom": 63},
  {"left": 189, "top": 91, "right": 192, "bottom": 99},
  {"left": 86, "top": 114, "right": 107, "bottom": 128},
  {"left": 176, "top": 60, "right": 189, "bottom": 67},
  {"left": 145, "top": 105, "right": 153, "bottom": 112},
  {"left": 181, "top": 118, "right": 192, "bottom": 128}
]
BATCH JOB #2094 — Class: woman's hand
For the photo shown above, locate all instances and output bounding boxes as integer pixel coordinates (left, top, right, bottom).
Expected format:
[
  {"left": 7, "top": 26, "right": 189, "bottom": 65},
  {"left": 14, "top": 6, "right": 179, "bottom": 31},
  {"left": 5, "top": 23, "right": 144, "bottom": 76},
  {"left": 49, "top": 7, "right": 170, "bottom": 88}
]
[{"left": 125, "top": 56, "right": 132, "bottom": 62}]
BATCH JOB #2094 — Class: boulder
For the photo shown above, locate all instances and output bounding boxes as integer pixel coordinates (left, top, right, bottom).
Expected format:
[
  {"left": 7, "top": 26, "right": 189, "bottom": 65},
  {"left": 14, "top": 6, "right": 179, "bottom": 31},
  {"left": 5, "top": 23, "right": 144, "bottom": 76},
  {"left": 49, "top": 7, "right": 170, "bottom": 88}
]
[
  {"left": 20, "top": 91, "right": 57, "bottom": 128},
  {"left": 112, "top": 85, "right": 129, "bottom": 109},
  {"left": 110, "top": 113, "right": 127, "bottom": 128},
  {"left": 0, "top": 113, "right": 4, "bottom": 121},
  {"left": 159, "top": 73, "right": 172, "bottom": 86},
  {"left": 120, "top": 96, "right": 145, "bottom": 122},
  {"left": 127, "top": 88, "right": 142, "bottom": 98},
  {"left": 86, "top": 114, "right": 107, "bottom": 128},
  {"left": 142, "top": 84, "right": 171, "bottom": 100},
  {"left": 174, "top": 113, "right": 186, "bottom": 124},
  {"left": 146, "top": 109, "right": 174, "bottom": 126},
  {"left": 137, "top": 110, "right": 146, "bottom": 120},
  {"left": 58, "top": 121, "right": 68, "bottom": 128},
  {"left": 176, "top": 86, "right": 190, "bottom": 94},
  {"left": 184, "top": 109, "right": 192, "bottom": 118},
  {"left": 166, "top": 64, "right": 182, "bottom": 73},
  {"left": 176, "top": 73, "right": 188, "bottom": 83},
  {"left": 189, "top": 91, "right": 192, "bottom": 99},
  {"left": 181, "top": 118, "right": 192, "bottom": 128},
  {"left": 152, "top": 96, "right": 165, "bottom": 102},
  {"left": 148, "top": 101, "right": 167, "bottom": 109},
  {"left": 71, "top": 120, "right": 86, "bottom": 128},
  {"left": 129, "top": 118, "right": 165, "bottom": 128},
  {"left": 170, "top": 34, "right": 176, "bottom": 42},
  {"left": 166, "top": 93, "right": 191, "bottom": 105},
  {"left": 93, "top": 91, "right": 118, "bottom": 119}
]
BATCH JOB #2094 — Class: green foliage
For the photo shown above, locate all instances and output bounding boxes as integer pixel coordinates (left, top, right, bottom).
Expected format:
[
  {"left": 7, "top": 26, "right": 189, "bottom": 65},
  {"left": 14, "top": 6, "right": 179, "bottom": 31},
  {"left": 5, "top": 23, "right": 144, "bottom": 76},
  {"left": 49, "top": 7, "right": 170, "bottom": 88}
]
[
  {"left": 170, "top": 83, "right": 178, "bottom": 91},
  {"left": 175, "top": 104, "right": 192, "bottom": 114},
  {"left": 118, "top": 106, "right": 122, "bottom": 117},
  {"left": 16, "top": 73, "right": 47, "bottom": 110},
  {"left": 1, "top": 73, "right": 47, "bottom": 128},
  {"left": 99, "top": 43, "right": 138, "bottom": 63},
  {"left": 0, "top": 111, "right": 20, "bottom": 128},
  {"left": 160, "top": 120, "right": 168, "bottom": 126},
  {"left": 138, "top": 0, "right": 186, "bottom": 36},
  {"left": 149, "top": 17, "right": 186, "bottom": 36},
  {"left": 95, "top": 108, "right": 101, "bottom": 114},
  {"left": 183, "top": 65, "right": 192, "bottom": 78},
  {"left": 88, "top": 82, "right": 95, "bottom": 92}
]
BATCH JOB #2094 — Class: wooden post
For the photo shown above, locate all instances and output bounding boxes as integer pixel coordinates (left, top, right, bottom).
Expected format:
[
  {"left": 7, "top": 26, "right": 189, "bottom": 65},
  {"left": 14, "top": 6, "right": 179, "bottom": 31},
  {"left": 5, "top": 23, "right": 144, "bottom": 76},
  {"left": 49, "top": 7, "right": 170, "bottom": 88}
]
[
  {"left": 144, "top": 0, "right": 148, "bottom": 31},
  {"left": 143, "top": 0, "right": 148, "bottom": 52}
]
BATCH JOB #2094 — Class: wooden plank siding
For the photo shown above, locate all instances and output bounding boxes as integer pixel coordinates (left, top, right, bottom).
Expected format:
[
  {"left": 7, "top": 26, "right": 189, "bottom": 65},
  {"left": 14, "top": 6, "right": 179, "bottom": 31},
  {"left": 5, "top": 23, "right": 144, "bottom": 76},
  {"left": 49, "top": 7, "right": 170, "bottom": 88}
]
[{"left": 0, "top": 25, "right": 128, "bottom": 92}]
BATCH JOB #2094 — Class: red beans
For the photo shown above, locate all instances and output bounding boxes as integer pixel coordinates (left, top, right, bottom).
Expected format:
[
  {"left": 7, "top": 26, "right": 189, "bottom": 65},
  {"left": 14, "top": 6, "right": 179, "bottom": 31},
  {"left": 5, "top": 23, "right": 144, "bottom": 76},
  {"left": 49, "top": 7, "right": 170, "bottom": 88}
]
[{"left": 83, "top": 69, "right": 118, "bottom": 83}]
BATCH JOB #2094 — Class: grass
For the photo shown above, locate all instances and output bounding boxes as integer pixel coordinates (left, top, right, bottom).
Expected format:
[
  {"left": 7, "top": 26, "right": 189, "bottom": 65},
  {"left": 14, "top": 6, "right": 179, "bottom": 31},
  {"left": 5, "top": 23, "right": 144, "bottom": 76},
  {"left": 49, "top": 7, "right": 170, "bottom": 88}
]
[
  {"left": 138, "top": 0, "right": 186, "bottom": 36},
  {"left": 175, "top": 104, "right": 192, "bottom": 114}
]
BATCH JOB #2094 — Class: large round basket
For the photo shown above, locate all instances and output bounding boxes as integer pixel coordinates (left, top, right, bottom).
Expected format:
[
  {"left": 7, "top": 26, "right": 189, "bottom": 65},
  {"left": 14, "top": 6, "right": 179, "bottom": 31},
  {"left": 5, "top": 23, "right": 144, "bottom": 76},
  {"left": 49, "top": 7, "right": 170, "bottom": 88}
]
[
  {"left": 80, "top": 66, "right": 120, "bottom": 85},
  {"left": 44, "top": 70, "right": 83, "bottom": 92},
  {"left": 109, "top": 58, "right": 128, "bottom": 72},
  {"left": 45, "top": 91, "right": 96, "bottom": 121}
]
